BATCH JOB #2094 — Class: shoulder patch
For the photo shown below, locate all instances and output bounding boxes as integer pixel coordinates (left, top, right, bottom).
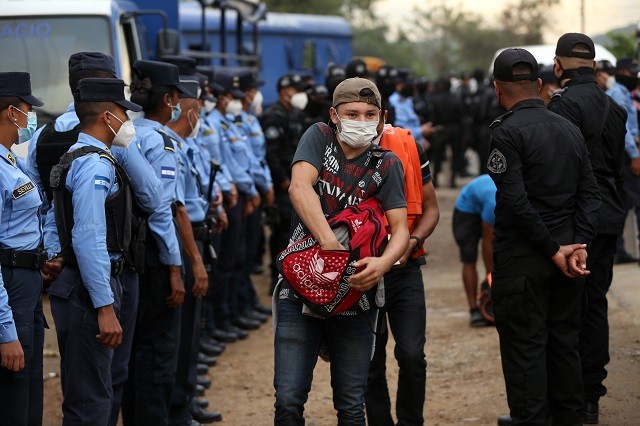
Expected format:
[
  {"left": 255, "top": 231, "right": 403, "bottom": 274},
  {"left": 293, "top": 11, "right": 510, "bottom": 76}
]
[
  {"left": 265, "top": 126, "right": 280, "bottom": 140},
  {"left": 161, "top": 166, "right": 176, "bottom": 179},
  {"left": 12, "top": 181, "right": 35, "bottom": 199},
  {"left": 94, "top": 175, "right": 111, "bottom": 191},
  {"left": 6, "top": 152, "right": 16, "bottom": 166},
  {"left": 489, "top": 111, "right": 513, "bottom": 129},
  {"left": 487, "top": 149, "right": 507, "bottom": 174}
]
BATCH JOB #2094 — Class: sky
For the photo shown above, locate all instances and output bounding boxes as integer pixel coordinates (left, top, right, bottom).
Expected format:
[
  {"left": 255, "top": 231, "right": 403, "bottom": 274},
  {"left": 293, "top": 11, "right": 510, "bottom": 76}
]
[{"left": 375, "top": 0, "right": 640, "bottom": 42}]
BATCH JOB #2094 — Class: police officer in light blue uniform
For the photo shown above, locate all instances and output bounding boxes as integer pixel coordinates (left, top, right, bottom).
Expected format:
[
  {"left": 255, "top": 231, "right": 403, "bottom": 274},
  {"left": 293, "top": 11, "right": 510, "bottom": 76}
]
[
  {"left": 122, "top": 59, "right": 190, "bottom": 426},
  {"left": 388, "top": 74, "right": 429, "bottom": 148},
  {"left": 45, "top": 78, "right": 142, "bottom": 426},
  {"left": 24, "top": 52, "right": 163, "bottom": 426},
  {"left": 206, "top": 72, "right": 262, "bottom": 337},
  {"left": 0, "top": 72, "right": 46, "bottom": 426}
]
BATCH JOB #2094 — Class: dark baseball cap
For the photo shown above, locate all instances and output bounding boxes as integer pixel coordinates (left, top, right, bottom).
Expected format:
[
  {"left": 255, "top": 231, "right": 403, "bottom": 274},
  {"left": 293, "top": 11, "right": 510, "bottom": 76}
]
[
  {"left": 75, "top": 78, "right": 142, "bottom": 112},
  {"left": 616, "top": 57, "right": 640, "bottom": 74},
  {"left": 345, "top": 58, "right": 368, "bottom": 79},
  {"left": 538, "top": 65, "right": 556, "bottom": 84},
  {"left": 132, "top": 60, "right": 190, "bottom": 95},
  {"left": 68, "top": 52, "right": 117, "bottom": 76},
  {"left": 276, "top": 73, "right": 306, "bottom": 92},
  {"left": 161, "top": 55, "right": 197, "bottom": 76},
  {"left": 237, "top": 70, "right": 265, "bottom": 91},
  {"left": 214, "top": 72, "right": 245, "bottom": 98},
  {"left": 195, "top": 66, "right": 225, "bottom": 95},
  {"left": 493, "top": 48, "right": 539, "bottom": 82},
  {"left": 0, "top": 72, "right": 44, "bottom": 107},
  {"left": 332, "top": 77, "right": 381, "bottom": 109},
  {"left": 596, "top": 59, "right": 616, "bottom": 74},
  {"left": 555, "top": 33, "right": 595, "bottom": 59},
  {"left": 178, "top": 79, "right": 200, "bottom": 100}
]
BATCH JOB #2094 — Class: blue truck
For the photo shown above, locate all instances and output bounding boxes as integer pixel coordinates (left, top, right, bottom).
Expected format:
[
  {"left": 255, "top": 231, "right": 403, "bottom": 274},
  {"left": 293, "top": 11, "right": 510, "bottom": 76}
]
[{"left": 0, "top": 0, "right": 352, "bottom": 125}]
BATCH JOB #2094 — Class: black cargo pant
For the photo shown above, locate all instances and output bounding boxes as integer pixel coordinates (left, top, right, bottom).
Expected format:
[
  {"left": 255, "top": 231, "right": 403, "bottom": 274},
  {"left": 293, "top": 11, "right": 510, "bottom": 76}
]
[
  {"left": 49, "top": 266, "right": 122, "bottom": 426},
  {"left": 580, "top": 234, "right": 617, "bottom": 403},
  {"left": 122, "top": 240, "right": 181, "bottom": 426},
  {"left": 492, "top": 250, "right": 584, "bottom": 426},
  {"left": 0, "top": 268, "right": 44, "bottom": 426}
]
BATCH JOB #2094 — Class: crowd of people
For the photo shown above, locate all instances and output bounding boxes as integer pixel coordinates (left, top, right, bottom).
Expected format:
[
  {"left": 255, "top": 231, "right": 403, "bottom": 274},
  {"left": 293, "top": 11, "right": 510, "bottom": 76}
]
[{"left": 0, "top": 29, "right": 638, "bottom": 426}]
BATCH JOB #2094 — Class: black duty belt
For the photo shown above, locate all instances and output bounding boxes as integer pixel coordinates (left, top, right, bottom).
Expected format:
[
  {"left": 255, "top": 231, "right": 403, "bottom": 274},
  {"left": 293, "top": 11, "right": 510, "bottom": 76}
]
[
  {"left": 191, "top": 221, "right": 210, "bottom": 242},
  {"left": 0, "top": 248, "right": 47, "bottom": 270},
  {"left": 111, "top": 258, "right": 125, "bottom": 276}
]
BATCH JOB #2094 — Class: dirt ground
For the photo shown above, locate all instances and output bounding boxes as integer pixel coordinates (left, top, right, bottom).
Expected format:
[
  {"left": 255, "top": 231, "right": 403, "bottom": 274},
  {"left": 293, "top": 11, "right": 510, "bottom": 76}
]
[{"left": 41, "top": 184, "right": 640, "bottom": 425}]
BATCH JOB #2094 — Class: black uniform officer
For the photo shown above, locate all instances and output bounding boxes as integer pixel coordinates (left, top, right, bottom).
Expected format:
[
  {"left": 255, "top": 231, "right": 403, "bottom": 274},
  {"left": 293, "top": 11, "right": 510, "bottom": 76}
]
[
  {"left": 548, "top": 33, "right": 629, "bottom": 425},
  {"left": 259, "top": 74, "right": 308, "bottom": 293},
  {"left": 0, "top": 72, "right": 46, "bottom": 426},
  {"left": 487, "top": 48, "right": 601, "bottom": 426},
  {"left": 47, "top": 78, "right": 141, "bottom": 426}
]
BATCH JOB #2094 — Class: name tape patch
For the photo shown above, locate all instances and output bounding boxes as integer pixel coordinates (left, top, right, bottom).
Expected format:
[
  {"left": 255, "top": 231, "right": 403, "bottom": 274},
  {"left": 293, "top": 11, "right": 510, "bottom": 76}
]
[
  {"left": 161, "top": 166, "right": 176, "bottom": 179},
  {"left": 12, "top": 181, "right": 35, "bottom": 199},
  {"left": 94, "top": 175, "right": 111, "bottom": 191}
]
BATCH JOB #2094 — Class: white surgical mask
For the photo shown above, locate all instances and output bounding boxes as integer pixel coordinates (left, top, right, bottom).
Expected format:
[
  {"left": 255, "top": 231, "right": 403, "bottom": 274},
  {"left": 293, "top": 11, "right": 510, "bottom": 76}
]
[
  {"left": 188, "top": 111, "right": 201, "bottom": 139},
  {"left": 250, "top": 91, "right": 264, "bottom": 116},
  {"left": 107, "top": 112, "right": 136, "bottom": 148},
  {"left": 225, "top": 99, "right": 243, "bottom": 116},
  {"left": 605, "top": 75, "right": 616, "bottom": 90},
  {"left": 290, "top": 92, "right": 308, "bottom": 110},
  {"left": 335, "top": 114, "right": 379, "bottom": 148},
  {"left": 204, "top": 99, "right": 217, "bottom": 114}
]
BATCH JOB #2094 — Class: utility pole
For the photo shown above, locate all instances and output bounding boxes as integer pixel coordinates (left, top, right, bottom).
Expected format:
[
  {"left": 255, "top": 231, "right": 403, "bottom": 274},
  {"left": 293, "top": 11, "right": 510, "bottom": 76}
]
[{"left": 580, "top": 0, "right": 585, "bottom": 34}]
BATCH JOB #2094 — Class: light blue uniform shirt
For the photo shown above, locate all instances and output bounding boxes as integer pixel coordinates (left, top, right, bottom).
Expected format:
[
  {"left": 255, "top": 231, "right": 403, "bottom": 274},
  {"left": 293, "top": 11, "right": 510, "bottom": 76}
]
[
  {"left": 454, "top": 174, "right": 497, "bottom": 225},
  {"left": 27, "top": 103, "right": 164, "bottom": 212},
  {"left": 389, "top": 92, "right": 424, "bottom": 145},
  {"left": 197, "top": 120, "right": 233, "bottom": 193},
  {"left": 607, "top": 83, "right": 640, "bottom": 159},
  {"left": 44, "top": 134, "right": 119, "bottom": 308},
  {"left": 207, "top": 109, "right": 258, "bottom": 198},
  {"left": 133, "top": 117, "right": 182, "bottom": 266},
  {"left": 165, "top": 128, "right": 208, "bottom": 222},
  {"left": 185, "top": 135, "right": 220, "bottom": 203},
  {"left": 0, "top": 145, "right": 43, "bottom": 343},
  {"left": 236, "top": 110, "right": 273, "bottom": 192}
]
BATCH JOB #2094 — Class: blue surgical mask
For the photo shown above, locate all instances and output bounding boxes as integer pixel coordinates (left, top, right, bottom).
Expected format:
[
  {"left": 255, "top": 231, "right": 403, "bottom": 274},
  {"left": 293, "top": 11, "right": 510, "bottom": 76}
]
[
  {"left": 169, "top": 102, "right": 182, "bottom": 122},
  {"left": 13, "top": 107, "right": 37, "bottom": 144}
]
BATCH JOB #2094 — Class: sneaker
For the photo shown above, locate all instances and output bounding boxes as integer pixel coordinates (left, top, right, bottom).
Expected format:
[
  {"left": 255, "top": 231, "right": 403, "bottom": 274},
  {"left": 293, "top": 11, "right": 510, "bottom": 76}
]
[{"left": 470, "top": 308, "right": 488, "bottom": 327}]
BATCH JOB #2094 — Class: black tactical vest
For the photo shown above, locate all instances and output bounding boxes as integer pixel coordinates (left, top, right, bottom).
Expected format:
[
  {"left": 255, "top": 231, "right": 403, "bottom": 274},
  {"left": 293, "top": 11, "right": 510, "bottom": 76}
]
[
  {"left": 49, "top": 146, "right": 132, "bottom": 264},
  {"left": 35, "top": 120, "right": 81, "bottom": 202}
]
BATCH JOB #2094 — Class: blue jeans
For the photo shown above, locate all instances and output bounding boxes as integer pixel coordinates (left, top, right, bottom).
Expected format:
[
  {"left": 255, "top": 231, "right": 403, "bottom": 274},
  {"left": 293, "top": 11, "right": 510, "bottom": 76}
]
[
  {"left": 366, "top": 263, "right": 427, "bottom": 426},
  {"left": 274, "top": 299, "right": 376, "bottom": 425}
]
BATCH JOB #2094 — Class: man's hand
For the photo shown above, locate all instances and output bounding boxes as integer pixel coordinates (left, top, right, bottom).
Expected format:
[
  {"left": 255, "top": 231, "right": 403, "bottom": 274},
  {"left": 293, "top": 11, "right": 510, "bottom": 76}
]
[
  {"left": 215, "top": 208, "right": 229, "bottom": 232},
  {"left": 551, "top": 243, "right": 587, "bottom": 277},
  {"left": 166, "top": 265, "right": 185, "bottom": 308},
  {"left": 243, "top": 197, "right": 256, "bottom": 216},
  {"left": 224, "top": 184, "right": 238, "bottom": 208},
  {"left": 421, "top": 121, "right": 436, "bottom": 138},
  {"left": 349, "top": 257, "right": 390, "bottom": 292},
  {"left": 631, "top": 157, "right": 640, "bottom": 176},
  {"left": 41, "top": 257, "right": 64, "bottom": 283},
  {"left": 0, "top": 340, "right": 24, "bottom": 372},
  {"left": 96, "top": 305, "right": 123, "bottom": 349},
  {"left": 567, "top": 248, "right": 590, "bottom": 277},
  {"left": 192, "top": 258, "right": 209, "bottom": 297},
  {"left": 319, "top": 240, "right": 346, "bottom": 251},
  {"left": 394, "top": 237, "right": 419, "bottom": 268},
  {"left": 263, "top": 188, "right": 275, "bottom": 208},
  {"left": 212, "top": 187, "right": 224, "bottom": 208},
  {"left": 279, "top": 179, "right": 291, "bottom": 192}
]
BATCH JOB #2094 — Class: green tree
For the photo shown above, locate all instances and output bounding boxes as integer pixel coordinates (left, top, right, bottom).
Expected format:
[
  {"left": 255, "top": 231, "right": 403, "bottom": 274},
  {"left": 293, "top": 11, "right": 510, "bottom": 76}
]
[
  {"left": 605, "top": 31, "right": 636, "bottom": 58},
  {"left": 500, "top": 0, "right": 560, "bottom": 45}
]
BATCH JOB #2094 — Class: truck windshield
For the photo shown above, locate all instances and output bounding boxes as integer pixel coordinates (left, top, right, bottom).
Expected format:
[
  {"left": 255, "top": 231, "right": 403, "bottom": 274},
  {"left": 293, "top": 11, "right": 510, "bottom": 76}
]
[{"left": 0, "top": 16, "right": 111, "bottom": 118}]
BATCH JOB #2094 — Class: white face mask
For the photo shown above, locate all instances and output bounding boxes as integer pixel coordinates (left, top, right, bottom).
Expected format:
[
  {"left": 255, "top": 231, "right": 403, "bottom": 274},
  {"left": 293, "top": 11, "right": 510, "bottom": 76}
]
[
  {"left": 605, "top": 75, "right": 616, "bottom": 90},
  {"left": 204, "top": 99, "right": 217, "bottom": 114},
  {"left": 225, "top": 99, "right": 243, "bottom": 116},
  {"left": 335, "top": 114, "right": 379, "bottom": 148},
  {"left": 290, "top": 92, "right": 308, "bottom": 110},
  {"left": 107, "top": 112, "right": 136, "bottom": 148},
  {"left": 188, "top": 111, "right": 201, "bottom": 139},
  {"left": 250, "top": 91, "right": 264, "bottom": 116}
]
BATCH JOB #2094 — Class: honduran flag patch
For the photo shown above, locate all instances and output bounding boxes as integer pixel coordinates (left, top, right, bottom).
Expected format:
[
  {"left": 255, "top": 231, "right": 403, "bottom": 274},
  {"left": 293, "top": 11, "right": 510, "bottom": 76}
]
[
  {"left": 94, "top": 175, "right": 110, "bottom": 191},
  {"left": 161, "top": 166, "right": 176, "bottom": 179}
]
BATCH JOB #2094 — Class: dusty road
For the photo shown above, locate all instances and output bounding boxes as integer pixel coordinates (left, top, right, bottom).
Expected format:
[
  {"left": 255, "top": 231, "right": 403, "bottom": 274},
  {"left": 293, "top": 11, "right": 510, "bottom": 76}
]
[{"left": 42, "top": 185, "right": 640, "bottom": 425}]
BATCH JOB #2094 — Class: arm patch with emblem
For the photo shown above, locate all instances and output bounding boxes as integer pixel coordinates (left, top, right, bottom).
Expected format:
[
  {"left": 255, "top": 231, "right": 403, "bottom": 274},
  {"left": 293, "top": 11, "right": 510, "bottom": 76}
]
[{"left": 487, "top": 149, "right": 507, "bottom": 174}]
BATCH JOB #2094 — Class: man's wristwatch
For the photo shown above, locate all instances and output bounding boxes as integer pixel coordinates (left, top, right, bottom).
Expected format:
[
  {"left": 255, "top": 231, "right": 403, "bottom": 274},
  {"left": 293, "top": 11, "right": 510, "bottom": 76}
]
[{"left": 410, "top": 236, "right": 422, "bottom": 253}]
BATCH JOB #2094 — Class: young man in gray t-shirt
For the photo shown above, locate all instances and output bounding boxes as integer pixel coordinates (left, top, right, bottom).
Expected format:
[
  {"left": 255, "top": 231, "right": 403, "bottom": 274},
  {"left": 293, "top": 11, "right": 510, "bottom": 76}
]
[{"left": 273, "top": 78, "right": 409, "bottom": 424}]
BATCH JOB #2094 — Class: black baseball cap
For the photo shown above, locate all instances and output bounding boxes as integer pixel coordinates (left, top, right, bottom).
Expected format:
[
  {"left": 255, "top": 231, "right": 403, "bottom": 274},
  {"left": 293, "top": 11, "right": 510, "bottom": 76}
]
[
  {"left": 616, "top": 57, "right": 640, "bottom": 74},
  {"left": 0, "top": 72, "right": 44, "bottom": 107},
  {"left": 132, "top": 60, "right": 190, "bottom": 95},
  {"left": 214, "top": 72, "right": 245, "bottom": 98},
  {"left": 161, "top": 55, "right": 197, "bottom": 76},
  {"left": 555, "top": 33, "right": 595, "bottom": 59},
  {"left": 276, "top": 73, "right": 306, "bottom": 92},
  {"left": 538, "top": 65, "right": 556, "bottom": 84},
  {"left": 237, "top": 70, "right": 265, "bottom": 91},
  {"left": 493, "top": 48, "right": 539, "bottom": 82},
  {"left": 345, "top": 58, "right": 368, "bottom": 79},
  {"left": 178, "top": 79, "right": 200, "bottom": 100},
  {"left": 68, "top": 52, "right": 117, "bottom": 76},
  {"left": 75, "top": 78, "right": 142, "bottom": 112},
  {"left": 195, "top": 66, "right": 225, "bottom": 95},
  {"left": 596, "top": 59, "right": 616, "bottom": 74}
]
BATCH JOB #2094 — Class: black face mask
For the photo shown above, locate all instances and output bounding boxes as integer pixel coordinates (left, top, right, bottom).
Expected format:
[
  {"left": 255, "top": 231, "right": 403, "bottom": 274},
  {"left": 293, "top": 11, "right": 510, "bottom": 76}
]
[
  {"left": 400, "top": 85, "right": 414, "bottom": 98},
  {"left": 304, "top": 99, "right": 326, "bottom": 118},
  {"left": 616, "top": 74, "right": 640, "bottom": 92}
]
